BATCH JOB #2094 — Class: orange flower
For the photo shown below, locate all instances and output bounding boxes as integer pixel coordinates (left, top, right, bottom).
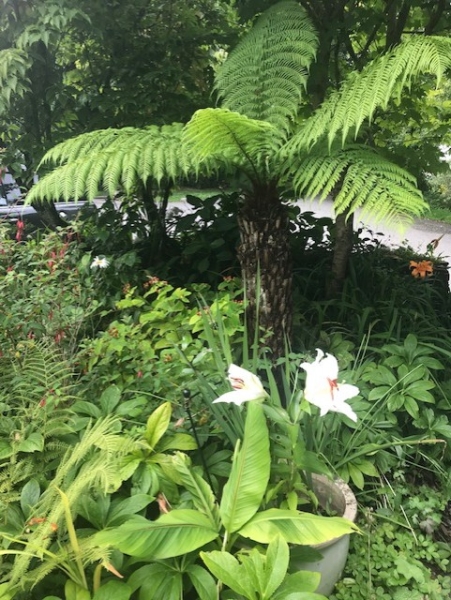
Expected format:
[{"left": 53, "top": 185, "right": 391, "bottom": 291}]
[{"left": 409, "top": 260, "right": 433, "bottom": 278}]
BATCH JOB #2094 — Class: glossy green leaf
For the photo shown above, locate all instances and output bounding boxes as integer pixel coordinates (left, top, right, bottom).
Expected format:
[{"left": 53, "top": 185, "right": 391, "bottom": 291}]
[
  {"left": 20, "top": 479, "right": 40, "bottom": 519},
  {"left": 185, "top": 564, "right": 218, "bottom": 600},
  {"left": 171, "top": 453, "right": 219, "bottom": 527},
  {"left": 94, "top": 510, "right": 219, "bottom": 559},
  {"left": 262, "top": 536, "right": 291, "bottom": 597},
  {"left": 272, "top": 571, "right": 326, "bottom": 599},
  {"left": 17, "top": 432, "right": 44, "bottom": 453},
  {"left": 220, "top": 402, "right": 270, "bottom": 534},
  {"left": 64, "top": 580, "right": 91, "bottom": 600},
  {"left": 239, "top": 509, "right": 357, "bottom": 545},
  {"left": 92, "top": 580, "right": 132, "bottom": 600},
  {"left": 200, "top": 550, "right": 253, "bottom": 599},
  {"left": 100, "top": 385, "right": 122, "bottom": 413},
  {"left": 106, "top": 494, "right": 154, "bottom": 526},
  {"left": 145, "top": 402, "right": 171, "bottom": 449}
]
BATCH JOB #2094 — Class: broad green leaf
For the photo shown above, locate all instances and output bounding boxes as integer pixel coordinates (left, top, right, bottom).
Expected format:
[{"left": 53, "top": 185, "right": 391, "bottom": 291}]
[
  {"left": 64, "top": 580, "right": 91, "bottom": 600},
  {"left": 185, "top": 564, "right": 218, "bottom": 600},
  {"left": 263, "top": 536, "right": 290, "bottom": 598},
  {"left": 272, "top": 571, "right": 326, "bottom": 599},
  {"left": 171, "top": 453, "right": 220, "bottom": 527},
  {"left": 78, "top": 494, "right": 111, "bottom": 529},
  {"left": 200, "top": 551, "right": 254, "bottom": 599},
  {"left": 72, "top": 401, "right": 102, "bottom": 418},
  {"left": 158, "top": 433, "right": 197, "bottom": 452},
  {"left": 239, "top": 509, "right": 357, "bottom": 545},
  {"left": 17, "top": 432, "right": 44, "bottom": 453},
  {"left": 100, "top": 385, "right": 122, "bottom": 413},
  {"left": 92, "top": 580, "right": 132, "bottom": 600},
  {"left": 106, "top": 494, "right": 154, "bottom": 526},
  {"left": 220, "top": 403, "right": 270, "bottom": 534},
  {"left": 20, "top": 479, "right": 40, "bottom": 519},
  {"left": 347, "top": 463, "right": 365, "bottom": 490},
  {"left": 127, "top": 564, "right": 170, "bottom": 594},
  {"left": 145, "top": 402, "right": 171, "bottom": 449},
  {"left": 94, "top": 510, "right": 219, "bottom": 559}
]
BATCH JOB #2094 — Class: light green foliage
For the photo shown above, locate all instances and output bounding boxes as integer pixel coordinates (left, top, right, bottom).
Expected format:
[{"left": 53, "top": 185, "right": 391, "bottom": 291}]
[
  {"left": 29, "top": 125, "right": 191, "bottom": 202},
  {"left": 201, "top": 536, "right": 326, "bottom": 600},
  {"left": 289, "top": 144, "right": 428, "bottom": 222},
  {"left": 79, "top": 277, "right": 245, "bottom": 406},
  {"left": 0, "top": 416, "right": 130, "bottom": 594},
  {"left": 289, "top": 36, "right": 451, "bottom": 151},
  {"left": 94, "top": 403, "right": 357, "bottom": 598},
  {"left": 214, "top": 1, "right": 318, "bottom": 131}
]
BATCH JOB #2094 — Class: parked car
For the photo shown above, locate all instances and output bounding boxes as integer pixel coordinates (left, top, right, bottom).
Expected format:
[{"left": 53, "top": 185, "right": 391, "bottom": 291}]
[{"left": 0, "top": 197, "right": 93, "bottom": 228}]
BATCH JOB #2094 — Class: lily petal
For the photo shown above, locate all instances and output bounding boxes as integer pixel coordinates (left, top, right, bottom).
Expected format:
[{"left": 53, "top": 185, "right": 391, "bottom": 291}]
[
  {"left": 301, "top": 349, "right": 359, "bottom": 421},
  {"left": 213, "top": 364, "right": 268, "bottom": 405}
]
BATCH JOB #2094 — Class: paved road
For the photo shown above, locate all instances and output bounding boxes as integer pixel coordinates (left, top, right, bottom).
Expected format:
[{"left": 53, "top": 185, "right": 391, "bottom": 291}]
[{"left": 300, "top": 197, "right": 451, "bottom": 259}]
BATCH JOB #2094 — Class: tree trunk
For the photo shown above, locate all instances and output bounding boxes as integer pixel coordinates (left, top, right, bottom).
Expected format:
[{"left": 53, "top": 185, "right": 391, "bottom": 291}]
[
  {"left": 31, "top": 199, "right": 68, "bottom": 229},
  {"left": 237, "top": 190, "right": 292, "bottom": 359},
  {"left": 327, "top": 209, "right": 354, "bottom": 298}
]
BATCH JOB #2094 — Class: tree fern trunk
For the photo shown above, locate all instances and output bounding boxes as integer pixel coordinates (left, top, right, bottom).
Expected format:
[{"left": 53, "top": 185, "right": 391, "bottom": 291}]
[
  {"left": 327, "top": 209, "right": 354, "bottom": 298},
  {"left": 237, "top": 192, "right": 292, "bottom": 358}
]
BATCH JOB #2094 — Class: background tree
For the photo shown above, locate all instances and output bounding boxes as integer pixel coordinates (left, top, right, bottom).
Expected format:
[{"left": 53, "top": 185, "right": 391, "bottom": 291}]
[
  {"left": 0, "top": 0, "right": 238, "bottom": 225},
  {"left": 28, "top": 2, "right": 451, "bottom": 358}
]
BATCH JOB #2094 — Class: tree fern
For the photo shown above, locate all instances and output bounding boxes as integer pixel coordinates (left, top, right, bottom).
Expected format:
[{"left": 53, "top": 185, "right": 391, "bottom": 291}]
[
  {"left": 28, "top": 124, "right": 191, "bottom": 202},
  {"left": 290, "top": 145, "right": 428, "bottom": 222},
  {"left": 288, "top": 36, "right": 451, "bottom": 152},
  {"left": 215, "top": 1, "right": 317, "bottom": 132}
]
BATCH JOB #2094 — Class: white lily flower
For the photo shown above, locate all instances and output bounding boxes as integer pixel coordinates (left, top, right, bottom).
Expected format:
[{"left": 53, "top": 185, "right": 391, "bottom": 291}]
[
  {"left": 90, "top": 256, "right": 109, "bottom": 269},
  {"left": 300, "top": 349, "right": 359, "bottom": 422},
  {"left": 213, "top": 364, "right": 268, "bottom": 406}
]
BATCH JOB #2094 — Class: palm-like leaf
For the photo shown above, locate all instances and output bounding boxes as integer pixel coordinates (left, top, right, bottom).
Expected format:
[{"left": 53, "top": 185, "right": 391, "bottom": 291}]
[
  {"left": 289, "top": 145, "right": 428, "bottom": 222},
  {"left": 215, "top": 1, "right": 317, "bottom": 132},
  {"left": 288, "top": 36, "right": 451, "bottom": 151}
]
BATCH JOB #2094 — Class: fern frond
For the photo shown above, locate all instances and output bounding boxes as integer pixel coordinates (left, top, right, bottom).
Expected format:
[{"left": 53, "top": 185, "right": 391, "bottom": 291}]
[
  {"left": 183, "top": 108, "right": 280, "bottom": 181},
  {"left": 288, "top": 36, "right": 451, "bottom": 151},
  {"left": 215, "top": 1, "right": 317, "bottom": 131},
  {"left": 7, "top": 416, "right": 124, "bottom": 587},
  {"left": 290, "top": 145, "right": 428, "bottom": 223},
  {"left": 29, "top": 124, "right": 190, "bottom": 202}
]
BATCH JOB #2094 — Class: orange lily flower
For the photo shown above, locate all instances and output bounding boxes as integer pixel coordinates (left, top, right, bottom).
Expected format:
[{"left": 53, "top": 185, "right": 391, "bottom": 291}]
[{"left": 409, "top": 260, "right": 433, "bottom": 278}]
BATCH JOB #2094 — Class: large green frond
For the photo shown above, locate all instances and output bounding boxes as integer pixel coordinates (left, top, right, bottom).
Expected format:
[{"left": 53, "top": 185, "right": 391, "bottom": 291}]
[
  {"left": 183, "top": 108, "right": 280, "bottom": 181},
  {"left": 290, "top": 145, "right": 428, "bottom": 223},
  {"left": 288, "top": 36, "right": 451, "bottom": 152},
  {"left": 215, "top": 1, "right": 317, "bottom": 131},
  {"left": 28, "top": 124, "right": 190, "bottom": 202}
]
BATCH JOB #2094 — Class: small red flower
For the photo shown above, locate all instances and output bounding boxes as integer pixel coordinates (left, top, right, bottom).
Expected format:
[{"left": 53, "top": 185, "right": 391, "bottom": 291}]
[{"left": 15, "top": 219, "right": 25, "bottom": 242}]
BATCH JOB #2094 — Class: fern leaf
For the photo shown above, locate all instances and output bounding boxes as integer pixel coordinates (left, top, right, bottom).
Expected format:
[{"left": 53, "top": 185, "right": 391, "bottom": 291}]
[
  {"left": 288, "top": 36, "right": 451, "bottom": 151},
  {"left": 290, "top": 145, "right": 428, "bottom": 223},
  {"left": 215, "top": 1, "right": 317, "bottom": 131},
  {"left": 28, "top": 124, "right": 189, "bottom": 202},
  {"left": 183, "top": 108, "right": 280, "bottom": 181}
]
